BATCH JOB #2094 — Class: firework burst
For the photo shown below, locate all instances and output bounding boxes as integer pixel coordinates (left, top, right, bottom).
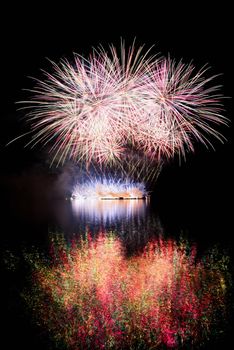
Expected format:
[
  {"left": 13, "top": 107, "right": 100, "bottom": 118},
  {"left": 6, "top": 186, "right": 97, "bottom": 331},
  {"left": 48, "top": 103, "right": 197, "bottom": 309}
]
[
  {"left": 13, "top": 42, "right": 227, "bottom": 169},
  {"left": 136, "top": 59, "right": 227, "bottom": 160}
]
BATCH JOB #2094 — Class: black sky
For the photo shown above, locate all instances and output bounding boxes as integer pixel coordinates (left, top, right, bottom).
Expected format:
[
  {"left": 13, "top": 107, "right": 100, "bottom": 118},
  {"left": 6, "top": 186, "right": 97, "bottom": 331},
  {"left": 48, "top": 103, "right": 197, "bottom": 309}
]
[
  {"left": 1, "top": 5, "right": 233, "bottom": 225},
  {"left": 0, "top": 4, "right": 232, "bottom": 239},
  {"left": 1, "top": 4, "right": 233, "bottom": 349}
]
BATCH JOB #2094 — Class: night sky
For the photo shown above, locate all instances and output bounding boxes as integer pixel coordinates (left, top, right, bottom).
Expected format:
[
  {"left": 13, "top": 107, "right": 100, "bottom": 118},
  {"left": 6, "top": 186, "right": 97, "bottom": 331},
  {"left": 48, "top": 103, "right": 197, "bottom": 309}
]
[{"left": 1, "top": 4, "right": 233, "bottom": 349}]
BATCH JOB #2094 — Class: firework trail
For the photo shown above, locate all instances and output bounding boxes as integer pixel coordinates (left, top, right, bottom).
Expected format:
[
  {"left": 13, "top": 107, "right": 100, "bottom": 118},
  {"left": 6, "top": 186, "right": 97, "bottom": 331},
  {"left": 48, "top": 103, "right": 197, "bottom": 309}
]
[
  {"left": 17, "top": 43, "right": 155, "bottom": 166},
  {"left": 23, "top": 232, "right": 231, "bottom": 349},
  {"left": 11, "top": 42, "right": 227, "bottom": 174},
  {"left": 136, "top": 59, "right": 227, "bottom": 160}
]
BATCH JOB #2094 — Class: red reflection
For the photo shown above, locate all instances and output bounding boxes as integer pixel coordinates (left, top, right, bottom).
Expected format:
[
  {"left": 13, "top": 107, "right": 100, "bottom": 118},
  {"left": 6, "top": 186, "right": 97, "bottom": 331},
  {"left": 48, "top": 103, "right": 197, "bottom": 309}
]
[{"left": 26, "top": 233, "right": 229, "bottom": 349}]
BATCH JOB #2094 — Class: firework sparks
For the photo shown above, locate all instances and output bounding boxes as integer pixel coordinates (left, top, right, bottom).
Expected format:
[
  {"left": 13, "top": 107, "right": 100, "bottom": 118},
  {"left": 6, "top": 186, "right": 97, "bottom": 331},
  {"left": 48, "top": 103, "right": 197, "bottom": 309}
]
[
  {"left": 24, "top": 232, "right": 231, "bottom": 349},
  {"left": 71, "top": 178, "right": 147, "bottom": 199},
  {"left": 13, "top": 42, "right": 227, "bottom": 168},
  {"left": 136, "top": 59, "right": 227, "bottom": 160}
]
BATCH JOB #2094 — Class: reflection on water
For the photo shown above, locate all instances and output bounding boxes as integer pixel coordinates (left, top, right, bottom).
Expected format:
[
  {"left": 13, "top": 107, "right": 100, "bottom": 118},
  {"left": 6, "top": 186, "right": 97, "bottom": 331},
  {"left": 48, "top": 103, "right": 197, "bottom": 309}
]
[
  {"left": 1, "top": 172, "right": 232, "bottom": 350},
  {"left": 1, "top": 177, "right": 162, "bottom": 253},
  {"left": 71, "top": 198, "right": 149, "bottom": 223},
  {"left": 67, "top": 198, "right": 163, "bottom": 253},
  {"left": 24, "top": 232, "right": 230, "bottom": 349}
]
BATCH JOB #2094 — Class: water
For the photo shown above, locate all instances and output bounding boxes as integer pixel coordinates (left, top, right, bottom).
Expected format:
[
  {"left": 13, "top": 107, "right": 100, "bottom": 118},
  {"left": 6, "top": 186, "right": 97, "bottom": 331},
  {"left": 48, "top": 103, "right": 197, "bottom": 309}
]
[
  {"left": 1, "top": 169, "right": 233, "bottom": 349},
  {"left": 1, "top": 176, "right": 163, "bottom": 255}
]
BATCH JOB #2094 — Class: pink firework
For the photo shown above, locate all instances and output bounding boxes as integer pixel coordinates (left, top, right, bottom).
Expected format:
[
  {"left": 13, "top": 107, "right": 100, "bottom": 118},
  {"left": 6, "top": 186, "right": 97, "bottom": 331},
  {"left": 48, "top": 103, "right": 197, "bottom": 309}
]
[
  {"left": 135, "top": 59, "right": 227, "bottom": 160},
  {"left": 17, "top": 43, "right": 227, "bottom": 166}
]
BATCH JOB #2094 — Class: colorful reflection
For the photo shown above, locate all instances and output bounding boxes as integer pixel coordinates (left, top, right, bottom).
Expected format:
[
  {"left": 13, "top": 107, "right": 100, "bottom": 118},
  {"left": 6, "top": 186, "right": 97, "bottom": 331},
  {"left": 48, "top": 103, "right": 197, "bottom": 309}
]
[
  {"left": 71, "top": 197, "right": 149, "bottom": 224},
  {"left": 24, "top": 233, "right": 230, "bottom": 349}
]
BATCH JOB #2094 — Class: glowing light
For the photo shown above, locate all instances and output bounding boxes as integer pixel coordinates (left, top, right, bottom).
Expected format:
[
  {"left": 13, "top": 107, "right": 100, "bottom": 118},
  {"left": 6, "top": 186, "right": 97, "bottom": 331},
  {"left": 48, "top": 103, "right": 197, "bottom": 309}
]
[
  {"left": 71, "top": 178, "right": 147, "bottom": 199},
  {"left": 13, "top": 42, "right": 227, "bottom": 168},
  {"left": 71, "top": 197, "right": 148, "bottom": 224},
  {"left": 24, "top": 233, "right": 231, "bottom": 349}
]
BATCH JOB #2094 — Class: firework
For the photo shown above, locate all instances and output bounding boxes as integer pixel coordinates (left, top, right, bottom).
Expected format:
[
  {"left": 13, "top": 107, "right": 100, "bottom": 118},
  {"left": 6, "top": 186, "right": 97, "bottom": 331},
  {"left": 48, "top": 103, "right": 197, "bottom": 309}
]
[
  {"left": 71, "top": 178, "right": 147, "bottom": 199},
  {"left": 135, "top": 59, "right": 227, "bottom": 160},
  {"left": 13, "top": 42, "right": 227, "bottom": 169},
  {"left": 24, "top": 232, "right": 231, "bottom": 349},
  {"left": 19, "top": 43, "right": 155, "bottom": 166}
]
